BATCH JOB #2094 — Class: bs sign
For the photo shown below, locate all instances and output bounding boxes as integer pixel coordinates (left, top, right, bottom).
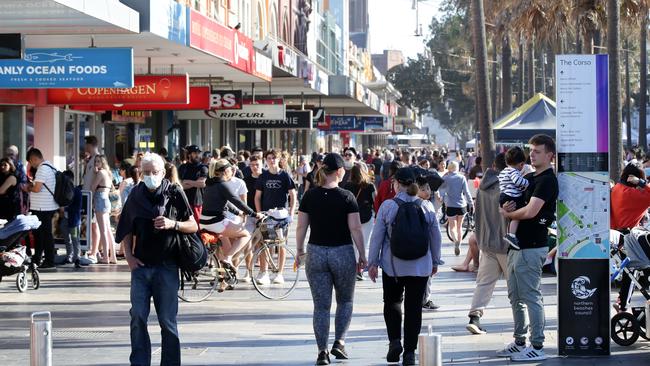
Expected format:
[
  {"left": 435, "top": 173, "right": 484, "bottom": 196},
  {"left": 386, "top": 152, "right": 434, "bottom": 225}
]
[{"left": 210, "top": 90, "right": 243, "bottom": 109}]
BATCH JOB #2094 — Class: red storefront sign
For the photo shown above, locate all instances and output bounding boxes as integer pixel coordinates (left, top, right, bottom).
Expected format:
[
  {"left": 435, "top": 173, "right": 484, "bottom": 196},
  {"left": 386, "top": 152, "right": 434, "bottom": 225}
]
[
  {"left": 0, "top": 89, "right": 42, "bottom": 105},
  {"left": 189, "top": 9, "right": 234, "bottom": 62},
  {"left": 47, "top": 75, "right": 189, "bottom": 105},
  {"left": 230, "top": 31, "right": 254, "bottom": 74},
  {"left": 70, "top": 86, "right": 210, "bottom": 111}
]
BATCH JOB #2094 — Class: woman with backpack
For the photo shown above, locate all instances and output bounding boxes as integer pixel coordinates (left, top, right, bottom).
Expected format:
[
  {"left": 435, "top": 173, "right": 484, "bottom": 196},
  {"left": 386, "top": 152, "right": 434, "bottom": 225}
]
[
  {"left": 368, "top": 167, "right": 443, "bottom": 366},
  {"left": 295, "top": 153, "right": 367, "bottom": 365}
]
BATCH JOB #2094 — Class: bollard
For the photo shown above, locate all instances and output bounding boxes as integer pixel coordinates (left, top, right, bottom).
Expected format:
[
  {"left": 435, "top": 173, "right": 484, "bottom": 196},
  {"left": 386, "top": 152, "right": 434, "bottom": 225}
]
[
  {"left": 418, "top": 325, "right": 442, "bottom": 366},
  {"left": 30, "top": 311, "right": 52, "bottom": 366},
  {"left": 646, "top": 301, "right": 650, "bottom": 339}
]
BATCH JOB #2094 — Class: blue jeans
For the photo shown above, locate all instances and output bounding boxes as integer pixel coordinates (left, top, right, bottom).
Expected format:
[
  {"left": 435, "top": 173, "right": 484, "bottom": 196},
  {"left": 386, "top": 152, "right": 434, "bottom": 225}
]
[{"left": 129, "top": 263, "right": 180, "bottom": 366}]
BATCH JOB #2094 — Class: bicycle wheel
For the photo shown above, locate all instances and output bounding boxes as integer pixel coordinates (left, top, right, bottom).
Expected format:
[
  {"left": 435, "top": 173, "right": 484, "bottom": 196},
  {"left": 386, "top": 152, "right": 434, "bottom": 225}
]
[
  {"left": 251, "top": 242, "right": 300, "bottom": 300},
  {"left": 461, "top": 214, "right": 472, "bottom": 239},
  {"left": 178, "top": 254, "right": 220, "bottom": 303},
  {"left": 446, "top": 222, "right": 454, "bottom": 242}
]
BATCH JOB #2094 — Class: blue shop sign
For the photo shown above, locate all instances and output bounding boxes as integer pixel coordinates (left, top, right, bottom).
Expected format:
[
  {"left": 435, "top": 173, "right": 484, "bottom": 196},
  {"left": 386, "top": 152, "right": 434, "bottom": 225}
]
[
  {"left": 329, "top": 115, "right": 358, "bottom": 131},
  {"left": 360, "top": 116, "right": 386, "bottom": 131},
  {"left": 0, "top": 48, "right": 134, "bottom": 89}
]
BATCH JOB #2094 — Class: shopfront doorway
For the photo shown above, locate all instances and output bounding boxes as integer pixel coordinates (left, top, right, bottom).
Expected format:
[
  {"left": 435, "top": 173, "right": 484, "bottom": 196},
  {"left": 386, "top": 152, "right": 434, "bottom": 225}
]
[{"left": 64, "top": 111, "right": 98, "bottom": 185}]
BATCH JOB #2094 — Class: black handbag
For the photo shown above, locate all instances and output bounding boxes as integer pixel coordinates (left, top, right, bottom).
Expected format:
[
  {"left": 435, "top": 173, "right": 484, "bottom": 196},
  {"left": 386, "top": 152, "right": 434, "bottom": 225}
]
[{"left": 168, "top": 185, "right": 207, "bottom": 272}]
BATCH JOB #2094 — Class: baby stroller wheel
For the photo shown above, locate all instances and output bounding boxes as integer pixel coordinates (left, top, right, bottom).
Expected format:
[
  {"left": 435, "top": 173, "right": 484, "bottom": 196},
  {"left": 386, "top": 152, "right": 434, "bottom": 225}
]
[
  {"left": 632, "top": 307, "right": 649, "bottom": 340},
  {"left": 31, "top": 270, "right": 40, "bottom": 290},
  {"left": 16, "top": 271, "right": 27, "bottom": 293},
  {"left": 611, "top": 312, "right": 640, "bottom": 346}
]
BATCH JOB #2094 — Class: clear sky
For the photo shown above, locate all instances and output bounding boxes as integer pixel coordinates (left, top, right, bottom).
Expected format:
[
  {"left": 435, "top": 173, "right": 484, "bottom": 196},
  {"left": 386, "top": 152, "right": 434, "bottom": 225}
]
[{"left": 368, "top": 0, "right": 441, "bottom": 59}]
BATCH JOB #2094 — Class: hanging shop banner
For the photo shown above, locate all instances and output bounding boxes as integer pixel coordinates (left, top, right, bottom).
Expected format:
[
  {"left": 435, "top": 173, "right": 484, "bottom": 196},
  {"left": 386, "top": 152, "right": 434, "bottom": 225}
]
[
  {"left": 361, "top": 116, "right": 388, "bottom": 132},
  {"left": 47, "top": 75, "right": 189, "bottom": 105},
  {"left": 556, "top": 53, "right": 610, "bottom": 357},
  {"left": 106, "top": 110, "right": 151, "bottom": 124},
  {"left": 209, "top": 103, "right": 286, "bottom": 120},
  {"left": 329, "top": 115, "right": 362, "bottom": 132},
  {"left": 230, "top": 32, "right": 254, "bottom": 74},
  {"left": 210, "top": 90, "right": 243, "bottom": 109},
  {"left": 71, "top": 86, "right": 210, "bottom": 111},
  {"left": 188, "top": 9, "right": 234, "bottom": 62},
  {"left": 236, "top": 110, "right": 312, "bottom": 129},
  {"left": 0, "top": 47, "right": 134, "bottom": 89},
  {"left": 312, "top": 108, "right": 325, "bottom": 124}
]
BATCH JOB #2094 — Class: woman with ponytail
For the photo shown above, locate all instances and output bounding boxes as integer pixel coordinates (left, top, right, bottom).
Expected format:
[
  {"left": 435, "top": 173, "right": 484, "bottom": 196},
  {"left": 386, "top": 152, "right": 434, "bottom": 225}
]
[
  {"left": 296, "top": 153, "right": 367, "bottom": 365},
  {"left": 343, "top": 164, "right": 376, "bottom": 280},
  {"left": 368, "top": 167, "right": 443, "bottom": 365}
]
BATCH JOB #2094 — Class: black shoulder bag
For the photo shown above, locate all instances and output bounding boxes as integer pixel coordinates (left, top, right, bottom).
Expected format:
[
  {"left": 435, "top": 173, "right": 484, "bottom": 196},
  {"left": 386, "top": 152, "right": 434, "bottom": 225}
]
[{"left": 168, "top": 185, "right": 207, "bottom": 272}]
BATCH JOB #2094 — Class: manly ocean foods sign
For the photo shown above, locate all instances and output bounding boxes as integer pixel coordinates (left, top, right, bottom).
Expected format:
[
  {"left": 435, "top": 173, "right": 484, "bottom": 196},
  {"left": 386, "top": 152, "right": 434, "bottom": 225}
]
[
  {"left": 0, "top": 48, "right": 134, "bottom": 88},
  {"left": 236, "top": 110, "right": 312, "bottom": 129}
]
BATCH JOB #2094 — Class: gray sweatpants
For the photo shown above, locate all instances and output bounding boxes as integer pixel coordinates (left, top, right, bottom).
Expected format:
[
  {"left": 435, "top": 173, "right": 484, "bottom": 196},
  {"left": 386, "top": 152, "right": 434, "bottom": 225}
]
[
  {"left": 305, "top": 243, "right": 357, "bottom": 351},
  {"left": 507, "top": 247, "right": 547, "bottom": 347}
]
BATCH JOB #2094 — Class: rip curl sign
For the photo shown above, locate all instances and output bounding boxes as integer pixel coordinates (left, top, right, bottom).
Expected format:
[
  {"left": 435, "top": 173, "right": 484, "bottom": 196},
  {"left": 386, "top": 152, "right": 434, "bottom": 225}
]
[{"left": 558, "top": 259, "right": 610, "bottom": 356}]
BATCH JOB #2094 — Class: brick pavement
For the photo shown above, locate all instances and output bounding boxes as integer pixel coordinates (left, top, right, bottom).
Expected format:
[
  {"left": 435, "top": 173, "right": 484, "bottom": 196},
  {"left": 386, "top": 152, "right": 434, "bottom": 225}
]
[{"left": 0, "top": 234, "right": 649, "bottom": 365}]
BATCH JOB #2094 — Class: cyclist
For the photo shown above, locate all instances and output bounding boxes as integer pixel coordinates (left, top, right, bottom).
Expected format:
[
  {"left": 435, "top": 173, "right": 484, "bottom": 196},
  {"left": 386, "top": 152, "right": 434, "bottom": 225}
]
[
  {"left": 200, "top": 159, "right": 262, "bottom": 269},
  {"left": 296, "top": 153, "right": 367, "bottom": 365}
]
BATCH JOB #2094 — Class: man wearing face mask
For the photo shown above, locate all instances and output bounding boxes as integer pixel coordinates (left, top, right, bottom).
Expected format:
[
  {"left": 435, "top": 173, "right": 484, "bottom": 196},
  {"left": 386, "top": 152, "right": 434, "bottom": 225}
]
[
  {"left": 116, "top": 153, "right": 198, "bottom": 366},
  {"left": 339, "top": 147, "right": 358, "bottom": 187},
  {"left": 178, "top": 145, "right": 208, "bottom": 225}
]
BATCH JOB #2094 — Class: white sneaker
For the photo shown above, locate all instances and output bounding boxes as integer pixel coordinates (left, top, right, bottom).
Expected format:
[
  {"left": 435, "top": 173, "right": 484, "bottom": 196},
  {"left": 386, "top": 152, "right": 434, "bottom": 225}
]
[
  {"left": 495, "top": 342, "right": 525, "bottom": 358},
  {"left": 256, "top": 272, "right": 270, "bottom": 285},
  {"left": 510, "top": 346, "right": 548, "bottom": 362},
  {"left": 272, "top": 274, "right": 285, "bottom": 284},
  {"left": 239, "top": 276, "right": 252, "bottom": 283}
]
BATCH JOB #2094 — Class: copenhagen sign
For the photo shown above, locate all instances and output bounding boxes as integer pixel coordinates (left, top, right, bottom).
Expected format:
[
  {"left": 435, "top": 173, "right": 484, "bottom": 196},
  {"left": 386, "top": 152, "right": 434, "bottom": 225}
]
[
  {"left": 47, "top": 75, "right": 189, "bottom": 104},
  {"left": 236, "top": 110, "right": 313, "bottom": 129},
  {"left": 0, "top": 48, "right": 134, "bottom": 88}
]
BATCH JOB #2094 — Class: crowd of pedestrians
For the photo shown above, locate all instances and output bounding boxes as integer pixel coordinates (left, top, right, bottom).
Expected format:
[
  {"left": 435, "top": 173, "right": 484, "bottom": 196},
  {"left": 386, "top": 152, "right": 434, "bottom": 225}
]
[{"left": 0, "top": 134, "right": 566, "bottom": 365}]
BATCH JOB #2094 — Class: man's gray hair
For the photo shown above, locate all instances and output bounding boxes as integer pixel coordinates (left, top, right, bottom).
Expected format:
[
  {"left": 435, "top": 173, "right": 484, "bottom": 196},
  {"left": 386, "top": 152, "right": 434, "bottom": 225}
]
[
  {"left": 5, "top": 145, "right": 18, "bottom": 156},
  {"left": 384, "top": 151, "right": 394, "bottom": 161},
  {"left": 141, "top": 152, "right": 165, "bottom": 171}
]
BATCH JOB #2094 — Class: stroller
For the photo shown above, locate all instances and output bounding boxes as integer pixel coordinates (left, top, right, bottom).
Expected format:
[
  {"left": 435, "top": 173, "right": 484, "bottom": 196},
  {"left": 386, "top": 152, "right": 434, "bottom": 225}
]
[
  {"left": 0, "top": 215, "right": 42, "bottom": 293},
  {"left": 610, "top": 227, "right": 650, "bottom": 346}
]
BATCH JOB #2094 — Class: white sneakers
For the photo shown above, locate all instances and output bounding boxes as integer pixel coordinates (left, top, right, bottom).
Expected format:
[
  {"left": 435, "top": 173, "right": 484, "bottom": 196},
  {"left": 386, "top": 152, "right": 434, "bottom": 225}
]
[
  {"left": 255, "top": 272, "right": 285, "bottom": 285},
  {"left": 496, "top": 342, "right": 548, "bottom": 361}
]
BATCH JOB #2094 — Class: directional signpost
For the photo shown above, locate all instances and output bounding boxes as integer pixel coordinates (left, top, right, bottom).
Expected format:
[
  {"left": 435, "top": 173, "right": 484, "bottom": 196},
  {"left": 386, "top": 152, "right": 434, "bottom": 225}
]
[{"left": 555, "top": 54, "right": 610, "bottom": 356}]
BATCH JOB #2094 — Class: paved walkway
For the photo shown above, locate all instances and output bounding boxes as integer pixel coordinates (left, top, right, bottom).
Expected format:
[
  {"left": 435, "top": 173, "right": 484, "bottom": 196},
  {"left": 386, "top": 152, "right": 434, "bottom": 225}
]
[{"left": 0, "top": 234, "right": 649, "bottom": 365}]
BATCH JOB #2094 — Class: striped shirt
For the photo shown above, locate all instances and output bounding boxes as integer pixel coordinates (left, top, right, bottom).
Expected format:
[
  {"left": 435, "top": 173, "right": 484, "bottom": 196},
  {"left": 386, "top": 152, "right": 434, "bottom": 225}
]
[
  {"left": 30, "top": 161, "right": 59, "bottom": 211},
  {"left": 498, "top": 167, "right": 529, "bottom": 198}
]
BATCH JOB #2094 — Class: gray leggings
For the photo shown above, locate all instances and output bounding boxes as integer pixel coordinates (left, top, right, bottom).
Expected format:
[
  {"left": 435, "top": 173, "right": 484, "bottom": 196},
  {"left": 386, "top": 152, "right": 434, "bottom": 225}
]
[{"left": 305, "top": 243, "right": 357, "bottom": 351}]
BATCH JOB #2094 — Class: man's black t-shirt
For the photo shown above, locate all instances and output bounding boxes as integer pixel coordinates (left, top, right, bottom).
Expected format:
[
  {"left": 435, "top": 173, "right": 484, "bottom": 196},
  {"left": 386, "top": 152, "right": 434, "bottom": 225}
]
[
  {"left": 299, "top": 187, "right": 359, "bottom": 246},
  {"left": 515, "top": 168, "right": 558, "bottom": 249},
  {"left": 243, "top": 174, "right": 258, "bottom": 207},
  {"left": 255, "top": 170, "right": 296, "bottom": 210},
  {"left": 304, "top": 170, "right": 315, "bottom": 190},
  {"left": 178, "top": 161, "right": 208, "bottom": 206},
  {"left": 372, "top": 158, "right": 382, "bottom": 176}
]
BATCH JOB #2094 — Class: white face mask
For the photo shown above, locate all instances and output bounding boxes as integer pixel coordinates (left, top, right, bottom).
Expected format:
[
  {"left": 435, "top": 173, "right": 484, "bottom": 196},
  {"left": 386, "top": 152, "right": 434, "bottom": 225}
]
[
  {"left": 344, "top": 160, "right": 354, "bottom": 169},
  {"left": 143, "top": 173, "right": 162, "bottom": 190}
]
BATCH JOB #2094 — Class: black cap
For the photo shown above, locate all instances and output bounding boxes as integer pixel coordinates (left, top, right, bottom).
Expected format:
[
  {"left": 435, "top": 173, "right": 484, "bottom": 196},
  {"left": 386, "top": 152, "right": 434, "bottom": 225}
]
[
  {"left": 322, "top": 153, "right": 344, "bottom": 170},
  {"left": 394, "top": 167, "right": 416, "bottom": 185},
  {"left": 186, "top": 145, "right": 201, "bottom": 154},
  {"left": 344, "top": 147, "right": 357, "bottom": 156}
]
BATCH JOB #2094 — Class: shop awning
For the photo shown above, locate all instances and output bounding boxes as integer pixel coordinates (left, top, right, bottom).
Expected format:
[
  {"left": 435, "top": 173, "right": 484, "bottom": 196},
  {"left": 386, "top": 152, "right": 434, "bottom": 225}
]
[{"left": 0, "top": 0, "right": 139, "bottom": 34}]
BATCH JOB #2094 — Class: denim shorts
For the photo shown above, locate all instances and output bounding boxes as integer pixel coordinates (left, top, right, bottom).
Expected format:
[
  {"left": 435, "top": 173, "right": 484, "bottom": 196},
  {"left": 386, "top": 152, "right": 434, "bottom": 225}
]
[{"left": 94, "top": 191, "right": 111, "bottom": 214}]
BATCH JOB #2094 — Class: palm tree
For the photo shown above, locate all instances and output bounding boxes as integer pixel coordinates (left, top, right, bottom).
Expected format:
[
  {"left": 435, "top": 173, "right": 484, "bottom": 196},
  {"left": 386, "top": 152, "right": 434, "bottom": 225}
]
[
  {"left": 609, "top": 0, "right": 623, "bottom": 180},
  {"left": 640, "top": 6, "right": 648, "bottom": 150},
  {"left": 501, "top": 35, "right": 513, "bottom": 113},
  {"left": 470, "top": 0, "right": 495, "bottom": 169}
]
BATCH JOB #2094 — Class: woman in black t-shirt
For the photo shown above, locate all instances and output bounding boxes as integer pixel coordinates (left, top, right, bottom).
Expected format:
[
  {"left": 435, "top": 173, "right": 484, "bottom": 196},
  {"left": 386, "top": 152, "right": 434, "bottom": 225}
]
[
  {"left": 296, "top": 153, "right": 367, "bottom": 365},
  {"left": 343, "top": 163, "right": 376, "bottom": 280}
]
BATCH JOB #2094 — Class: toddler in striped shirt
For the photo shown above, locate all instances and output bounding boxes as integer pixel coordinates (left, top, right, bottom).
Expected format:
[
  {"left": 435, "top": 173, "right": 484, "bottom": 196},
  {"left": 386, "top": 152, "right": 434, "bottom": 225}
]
[{"left": 498, "top": 147, "right": 529, "bottom": 250}]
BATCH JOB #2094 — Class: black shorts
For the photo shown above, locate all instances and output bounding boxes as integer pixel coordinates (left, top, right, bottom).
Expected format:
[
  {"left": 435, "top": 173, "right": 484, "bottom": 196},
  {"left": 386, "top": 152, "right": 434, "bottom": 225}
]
[
  {"left": 499, "top": 193, "right": 526, "bottom": 209},
  {"left": 446, "top": 206, "right": 467, "bottom": 217}
]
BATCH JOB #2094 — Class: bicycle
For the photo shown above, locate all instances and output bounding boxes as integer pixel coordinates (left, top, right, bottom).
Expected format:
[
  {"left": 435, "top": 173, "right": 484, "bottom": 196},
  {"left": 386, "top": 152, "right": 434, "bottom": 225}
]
[
  {"left": 177, "top": 235, "right": 237, "bottom": 303},
  {"left": 444, "top": 204, "right": 474, "bottom": 242},
  {"left": 249, "top": 214, "right": 300, "bottom": 300}
]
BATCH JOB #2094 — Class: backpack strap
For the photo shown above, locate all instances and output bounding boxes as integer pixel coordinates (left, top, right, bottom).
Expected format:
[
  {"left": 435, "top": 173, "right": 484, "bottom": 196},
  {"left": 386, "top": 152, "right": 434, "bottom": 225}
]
[{"left": 40, "top": 163, "right": 57, "bottom": 198}]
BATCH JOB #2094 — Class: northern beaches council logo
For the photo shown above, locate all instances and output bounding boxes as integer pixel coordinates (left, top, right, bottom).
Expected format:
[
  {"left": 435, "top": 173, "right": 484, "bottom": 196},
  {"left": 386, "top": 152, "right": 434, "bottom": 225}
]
[{"left": 571, "top": 276, "right": 597, "bottom": 299}]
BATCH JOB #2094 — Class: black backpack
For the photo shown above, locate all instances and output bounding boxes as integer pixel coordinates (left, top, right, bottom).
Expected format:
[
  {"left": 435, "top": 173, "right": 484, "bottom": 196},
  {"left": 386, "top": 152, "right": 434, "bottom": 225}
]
[
  {"left": 389, "top": 198, "right": 429, "bottom": 260},
  {"left": 42, "top": 164, "right": 74, "bottom": 207}
]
